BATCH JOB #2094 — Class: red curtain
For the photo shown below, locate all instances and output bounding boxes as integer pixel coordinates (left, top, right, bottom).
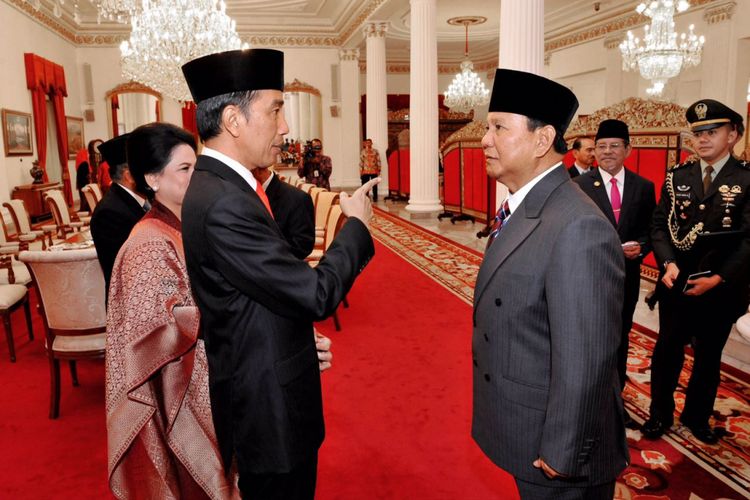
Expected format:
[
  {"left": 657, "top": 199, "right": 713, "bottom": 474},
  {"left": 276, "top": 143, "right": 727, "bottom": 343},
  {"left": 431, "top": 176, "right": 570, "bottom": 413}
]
[
  {"left": 111, "top": 94, "right": 120, "bottom": 137},
  {"left": 181, "top": 101, "right": 198, "bottom": 143},
  {"left": 24, "top": 54, "right": 49, "bottom": 183},
  {"left": 24, "top": 53, "right": 73, "bottom": 205}
]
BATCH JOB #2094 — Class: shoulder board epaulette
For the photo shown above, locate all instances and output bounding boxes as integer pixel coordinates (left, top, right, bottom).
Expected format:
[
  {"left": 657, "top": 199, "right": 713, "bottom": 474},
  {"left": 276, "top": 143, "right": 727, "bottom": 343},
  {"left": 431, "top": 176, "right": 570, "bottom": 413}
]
[{"left": 668, "top": 161, "right": 692, "bottom": 172}]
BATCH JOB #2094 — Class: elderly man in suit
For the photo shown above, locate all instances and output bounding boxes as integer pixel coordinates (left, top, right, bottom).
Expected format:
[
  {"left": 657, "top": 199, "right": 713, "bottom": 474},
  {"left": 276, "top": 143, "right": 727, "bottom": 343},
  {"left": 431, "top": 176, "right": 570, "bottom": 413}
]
[
  {"left": 472, "top": 69, "right": 629, "bottom": 499},
  {"left": 90, "top": 133, "right": 149, "bottom": 297},
  {"left": 180, "top": 49, "right": 377, "bottom": 499},
  {"left": 574, "top": 119, "right": 656, "bottom": 425}
]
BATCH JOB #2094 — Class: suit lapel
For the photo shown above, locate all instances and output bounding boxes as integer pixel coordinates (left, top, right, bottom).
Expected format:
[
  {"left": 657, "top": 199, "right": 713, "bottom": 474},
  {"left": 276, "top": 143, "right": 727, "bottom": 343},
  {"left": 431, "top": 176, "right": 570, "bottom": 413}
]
[
  {"left": 618, "top": 169, "right": 638, "bottom": 235},
  {"left": 474, "top": 165, "right": 568, "bottom": 309},
  {"left": 111, "top": 183, "right": 145, "bottom": 216},
  {"left": 197, "top": 155, "right": 255, "bottom": 195}
]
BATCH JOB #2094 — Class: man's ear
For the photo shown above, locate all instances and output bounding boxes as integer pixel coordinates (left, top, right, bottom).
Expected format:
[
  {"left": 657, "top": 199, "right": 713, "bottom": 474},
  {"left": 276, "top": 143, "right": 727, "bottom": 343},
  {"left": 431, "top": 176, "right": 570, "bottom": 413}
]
[
  {"left": 533, "top": 125, "right": 556, "bottom": 158},
  {"left": 222, "top": 105, "right": 242, "bottom": 138}
]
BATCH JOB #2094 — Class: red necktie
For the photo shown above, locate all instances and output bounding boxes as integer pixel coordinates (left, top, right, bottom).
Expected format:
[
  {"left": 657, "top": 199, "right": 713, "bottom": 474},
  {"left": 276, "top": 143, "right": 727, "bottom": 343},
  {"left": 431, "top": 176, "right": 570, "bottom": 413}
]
[
  {"left": 255, "top": 182, "right": 274, "bottom": 219},
  {"left": 610, "top": 178, "right": 621, "bottom": 224}
]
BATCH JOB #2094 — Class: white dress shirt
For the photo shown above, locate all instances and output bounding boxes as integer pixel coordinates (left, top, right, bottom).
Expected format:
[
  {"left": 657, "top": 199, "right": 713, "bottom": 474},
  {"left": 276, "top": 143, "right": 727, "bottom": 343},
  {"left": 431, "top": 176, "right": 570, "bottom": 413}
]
[
  {"left": 505, "top": 162, "right": 562, "bottom": 222},
  {"left": 700, "top": 153, "right": 730, "bottom": 182},
  {"left": 598, "top": 167, "right": 626, "bottom": 205},
  {"left": 201, "top": 147, "right": 258, "bottom": 191}
]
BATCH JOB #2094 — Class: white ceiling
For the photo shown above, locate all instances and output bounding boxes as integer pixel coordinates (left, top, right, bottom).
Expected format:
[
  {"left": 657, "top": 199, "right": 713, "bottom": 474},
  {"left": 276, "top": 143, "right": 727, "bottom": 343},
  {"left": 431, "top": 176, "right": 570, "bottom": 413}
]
[{"left": 19, "top": 0, "right": 650, "bottom": 64}]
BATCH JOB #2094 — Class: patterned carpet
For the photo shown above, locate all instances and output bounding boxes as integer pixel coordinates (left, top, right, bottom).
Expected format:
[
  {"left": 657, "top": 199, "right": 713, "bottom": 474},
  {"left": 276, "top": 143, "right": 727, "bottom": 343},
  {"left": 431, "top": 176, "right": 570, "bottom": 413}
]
[{"left": 371, "top": 207, "right": 750, "bottom": 499}]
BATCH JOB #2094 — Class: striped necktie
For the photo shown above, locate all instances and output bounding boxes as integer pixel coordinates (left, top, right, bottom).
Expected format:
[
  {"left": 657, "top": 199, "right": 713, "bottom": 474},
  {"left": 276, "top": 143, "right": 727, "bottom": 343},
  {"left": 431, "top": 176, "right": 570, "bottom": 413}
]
[{"left": 486, "top": 200, "right": 511, "bottom": 250}]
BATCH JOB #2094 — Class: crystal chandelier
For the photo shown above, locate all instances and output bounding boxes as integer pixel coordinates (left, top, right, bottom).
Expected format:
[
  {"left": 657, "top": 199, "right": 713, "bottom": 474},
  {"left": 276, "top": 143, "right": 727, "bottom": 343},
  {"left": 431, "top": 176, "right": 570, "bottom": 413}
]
[
  {"left": 94, "top": 0, "right": 139, "bottom": 23},
  {"left": 444, "top": 17, "right": 490, "bottom": 113},
  {"left": 120, "top": 0, "right": 248, "bottom": 102},
  {"left": 620, "top": 0, "right": 705, "bottom": 96}
]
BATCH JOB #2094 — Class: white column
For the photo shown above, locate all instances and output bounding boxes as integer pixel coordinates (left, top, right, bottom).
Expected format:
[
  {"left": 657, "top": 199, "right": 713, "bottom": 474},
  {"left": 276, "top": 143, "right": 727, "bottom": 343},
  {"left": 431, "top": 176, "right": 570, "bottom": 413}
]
[
  {"left": 364, "top": 22, "right": 389, "bottom": 193},
  {"left": 406, "top": 0, "right": 442, "bottom": 214},
  {"left": 339, "top": 48, "right": 362, "bottom": 189},
  {"left": 493, "top": 0, "right": 544, "bottom": 206}
]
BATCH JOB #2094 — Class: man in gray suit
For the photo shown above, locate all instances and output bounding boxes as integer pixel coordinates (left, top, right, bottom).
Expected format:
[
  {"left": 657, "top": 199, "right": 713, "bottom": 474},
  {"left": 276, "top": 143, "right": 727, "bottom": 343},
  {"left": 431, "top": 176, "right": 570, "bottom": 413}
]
[{"left": 472, "top": 69, "right": 629, "bottom": 499}]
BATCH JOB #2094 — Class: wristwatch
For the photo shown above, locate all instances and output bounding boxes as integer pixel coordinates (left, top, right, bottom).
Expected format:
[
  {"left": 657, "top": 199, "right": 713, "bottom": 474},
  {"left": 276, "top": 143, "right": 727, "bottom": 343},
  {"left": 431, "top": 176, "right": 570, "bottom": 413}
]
[{"left": 662, "top": 259, "right": 675, "bottom": 270}]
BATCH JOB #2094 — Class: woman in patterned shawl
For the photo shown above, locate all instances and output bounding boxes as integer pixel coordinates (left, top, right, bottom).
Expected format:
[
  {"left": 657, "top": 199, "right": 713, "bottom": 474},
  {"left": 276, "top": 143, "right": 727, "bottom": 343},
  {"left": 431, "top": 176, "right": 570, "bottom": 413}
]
[{"left": 105, "top": 122, "right": 238, "bottom": 499}]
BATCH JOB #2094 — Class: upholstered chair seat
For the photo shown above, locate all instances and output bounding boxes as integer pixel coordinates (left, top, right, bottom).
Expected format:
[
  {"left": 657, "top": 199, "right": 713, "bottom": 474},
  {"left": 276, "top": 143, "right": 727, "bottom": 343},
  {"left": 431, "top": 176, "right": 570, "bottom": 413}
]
[{"left": 0, "top": 283, "right": 33, "bottom": 362}]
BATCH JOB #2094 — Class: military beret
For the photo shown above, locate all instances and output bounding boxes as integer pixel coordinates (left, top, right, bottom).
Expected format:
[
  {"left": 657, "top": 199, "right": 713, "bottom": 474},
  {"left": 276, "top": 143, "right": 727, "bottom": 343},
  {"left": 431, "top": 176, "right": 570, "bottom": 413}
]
[
  {"left": 182, "top": 49, "right": 284, "bottom": 104},
  {"left": 98, "top": 133, "right": 130, "bottom": 167},
  {"left": 686, "top": 99, "right": 743, "bottom": 132},
  {"left": 488, "top": 69, "right": 579, "bottom": 135}
]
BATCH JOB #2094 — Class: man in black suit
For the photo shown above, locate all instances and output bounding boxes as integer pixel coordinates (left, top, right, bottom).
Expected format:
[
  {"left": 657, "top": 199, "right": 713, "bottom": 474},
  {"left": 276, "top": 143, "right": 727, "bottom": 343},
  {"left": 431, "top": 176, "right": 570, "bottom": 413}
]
[
  {"left": 252, "top": 167, "right": 315, "bottom": 259},
  {"left": 90, "top": 133, "right": 148, "bottom": 296},
  {"left": 574, "top": 119, "right": 656, "bottom": 423},
  {"left": 643, "top": 99, "right": 750, "bottom": 444},
  {"left": 181, "top": 49, "right": 377, "bottom": 499},
  {"left": 567, "top": 137, "right": 596, "bottom": 178},
  {"left": 473, "top": 69, "right": 628, "bottom": 500}
]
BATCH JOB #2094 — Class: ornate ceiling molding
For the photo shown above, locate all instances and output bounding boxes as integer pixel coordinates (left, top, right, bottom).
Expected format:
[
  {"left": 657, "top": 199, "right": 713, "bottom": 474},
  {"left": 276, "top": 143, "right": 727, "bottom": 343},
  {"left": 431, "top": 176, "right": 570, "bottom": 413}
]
[
  {"left": 339, "top": 0, "right": 388, "bottom": 44},
  {"left": 703, "top": 1, "right": 736, "bottom": 24},
  {"left": 604, "top": 34, "right": 625, "bottom": 50},
  {"left": 247, "top": 35, "right": 338, "bottom": 47},
  {"left": 5, "top": 0, "right": 76, "bottom": 44},
  {"left": 105, "top": 81, "right": 161, "bottom": 99}
]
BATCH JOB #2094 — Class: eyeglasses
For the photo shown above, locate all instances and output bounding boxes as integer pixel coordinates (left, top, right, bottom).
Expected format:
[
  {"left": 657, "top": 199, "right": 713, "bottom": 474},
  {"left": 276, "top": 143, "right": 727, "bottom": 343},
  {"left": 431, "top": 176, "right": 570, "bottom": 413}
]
[{"left": 595, "top": 143, "right": 625, "bottom": 152}]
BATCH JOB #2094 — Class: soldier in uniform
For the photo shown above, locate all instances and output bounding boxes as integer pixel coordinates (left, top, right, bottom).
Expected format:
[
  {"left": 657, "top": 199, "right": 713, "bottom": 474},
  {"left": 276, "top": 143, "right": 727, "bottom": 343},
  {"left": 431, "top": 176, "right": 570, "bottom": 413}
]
[{"left": 643, "top": 99, "right": 750, "bottom": 444}]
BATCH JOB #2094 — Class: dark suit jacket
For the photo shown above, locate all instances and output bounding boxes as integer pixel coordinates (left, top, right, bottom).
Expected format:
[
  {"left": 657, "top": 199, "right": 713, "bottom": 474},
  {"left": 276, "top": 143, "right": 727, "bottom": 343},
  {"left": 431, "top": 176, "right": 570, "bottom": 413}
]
[
  {"left": 182, "top": 155, "right": 374, "bottom": 474},
  {"left": 90, "top": 182, "right": 145, "bottom": 295},
  {"left": 265, "top": 173, "right": 315, "bottom": 259},
  {"left": 567, "top": 165, "right": 582, "bottom": 178},
  {"left": 651, "top": 156, "right": 750, "bottom": 305},
  {"left": 574, "top": 168, "right": 656, "bottom": 304},
  {"left": 472, "top": 165, "right": 628, "bottom": 486}
]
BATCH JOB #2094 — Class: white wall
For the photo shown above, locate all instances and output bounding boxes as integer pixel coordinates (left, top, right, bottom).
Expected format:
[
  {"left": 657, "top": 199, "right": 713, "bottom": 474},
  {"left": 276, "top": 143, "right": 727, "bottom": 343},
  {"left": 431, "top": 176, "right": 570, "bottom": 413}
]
[{"left": 0, "top": 1, "right": 81, "bottom": 205}]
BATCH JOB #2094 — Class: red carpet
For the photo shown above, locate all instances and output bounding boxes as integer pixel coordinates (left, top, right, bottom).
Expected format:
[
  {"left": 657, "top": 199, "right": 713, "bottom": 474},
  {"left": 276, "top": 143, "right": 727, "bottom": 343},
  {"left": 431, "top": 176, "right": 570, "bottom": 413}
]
[{"left": 315, "top": 240, "right": 517, "bottom": 498}]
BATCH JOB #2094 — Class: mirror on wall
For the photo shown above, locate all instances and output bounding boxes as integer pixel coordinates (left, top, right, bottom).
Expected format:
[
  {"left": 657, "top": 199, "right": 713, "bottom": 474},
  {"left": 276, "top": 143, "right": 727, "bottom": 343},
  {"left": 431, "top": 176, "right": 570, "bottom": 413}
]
[
  {"left": 105, "top": 82, "right": 162, "bottom": 137},
  {"left": 283, "top": 79, "right": 322, "bottom": 143}
]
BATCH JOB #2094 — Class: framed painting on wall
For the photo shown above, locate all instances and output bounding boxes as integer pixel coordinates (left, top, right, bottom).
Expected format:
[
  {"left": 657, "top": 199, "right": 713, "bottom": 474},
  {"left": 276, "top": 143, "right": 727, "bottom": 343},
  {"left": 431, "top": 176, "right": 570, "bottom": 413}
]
[
  {"left": 2, "top": 109, "right": 33, "bottom": 156},
  {"left": 66, "top": 116, "right": 84, "bottom": 159}
]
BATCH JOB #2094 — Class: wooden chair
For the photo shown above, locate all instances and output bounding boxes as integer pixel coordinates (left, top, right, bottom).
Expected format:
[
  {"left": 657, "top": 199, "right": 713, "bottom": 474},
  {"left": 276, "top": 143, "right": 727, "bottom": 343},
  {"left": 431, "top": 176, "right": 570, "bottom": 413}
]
[
  {"left": 88, "top": 183, "right": 103, "bottom": 202},
  {"left": 3, "top": 200, "right": 53, "bottom": 250},
  {"left": 0, "top": 284, "right": 33, "bottom": 362},
  {"left": 305, "top": 205, "right": 348, "bottom": 331},
  {"left": 0, "top": 227, "right": 33, "bottom": 289},
  {"left": 45, "top": 189, "right": 89, "bottom": 239},
  {"left": 81, "top": 184, "right": 100, "bottom": 213},
  {"left": 299, "top": 183, "right": 315, "bottom": 193},
  {"left": 313, "top": 192, "right": 339, "bottom": 245},
  {"left": 19, "top": 248, "right": 106, "bottom": 418}
]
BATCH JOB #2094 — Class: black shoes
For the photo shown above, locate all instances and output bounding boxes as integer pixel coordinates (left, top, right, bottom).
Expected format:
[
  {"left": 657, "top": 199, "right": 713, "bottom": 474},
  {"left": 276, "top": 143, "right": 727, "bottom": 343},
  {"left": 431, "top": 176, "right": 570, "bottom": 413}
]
[
  {"left": 641, "top": 417, "right": 672, "bottom": 439},
  {"left": 623, "top": 410, "right": 639, "bottom": 430},
  {"left": 680, "top": 417, "right": 721, "bottom": 445}
]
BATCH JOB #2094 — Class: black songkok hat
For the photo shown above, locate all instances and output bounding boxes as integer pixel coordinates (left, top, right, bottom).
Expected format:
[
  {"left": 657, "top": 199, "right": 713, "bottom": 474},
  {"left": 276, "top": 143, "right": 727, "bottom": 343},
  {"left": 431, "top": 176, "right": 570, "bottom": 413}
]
[
  {"left": 685, "top": 99, "right": 743, "bottom": 132},
  {"left": 181, "top": 49, "right": 285, "bottom": 104},
  {"left": 98, "top": 133, "right": 130, "bottom": 167},
  {"left": 488, "top": 69, "right": 579, "bottom": 135},
  {"left": 595, "top": 119, "right": 630, "bottom": 143}
]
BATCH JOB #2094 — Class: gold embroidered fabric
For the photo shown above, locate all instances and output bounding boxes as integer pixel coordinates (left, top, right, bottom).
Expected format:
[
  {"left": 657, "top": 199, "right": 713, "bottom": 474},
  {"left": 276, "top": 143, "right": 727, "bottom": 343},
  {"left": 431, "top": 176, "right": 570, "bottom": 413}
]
[{"left": 106, "top": 209, "right": 238, "bottom": 500}]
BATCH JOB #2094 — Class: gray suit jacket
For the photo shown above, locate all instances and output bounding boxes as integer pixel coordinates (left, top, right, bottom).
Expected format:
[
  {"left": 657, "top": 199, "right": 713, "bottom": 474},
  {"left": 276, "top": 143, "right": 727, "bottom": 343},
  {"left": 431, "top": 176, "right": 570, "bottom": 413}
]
[{"left": 472, "top": 165, "right": 629, "bottom": 486}]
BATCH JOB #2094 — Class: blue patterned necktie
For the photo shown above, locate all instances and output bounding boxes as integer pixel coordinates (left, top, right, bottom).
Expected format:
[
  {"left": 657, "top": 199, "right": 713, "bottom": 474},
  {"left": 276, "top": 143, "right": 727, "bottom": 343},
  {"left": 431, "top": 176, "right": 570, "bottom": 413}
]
[{"left": 486, "top": 200, "right": 511, "bottom": 250}]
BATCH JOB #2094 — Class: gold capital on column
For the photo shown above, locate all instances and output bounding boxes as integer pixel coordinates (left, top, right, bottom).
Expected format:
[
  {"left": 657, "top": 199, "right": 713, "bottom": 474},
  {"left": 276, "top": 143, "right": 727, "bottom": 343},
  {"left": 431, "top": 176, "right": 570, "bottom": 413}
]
[
  {"left": 363, "top": 22, "right": 389, "bottom": 38},
  {"left": 339, "top": 49, "right": 360, "bottom": 62}
]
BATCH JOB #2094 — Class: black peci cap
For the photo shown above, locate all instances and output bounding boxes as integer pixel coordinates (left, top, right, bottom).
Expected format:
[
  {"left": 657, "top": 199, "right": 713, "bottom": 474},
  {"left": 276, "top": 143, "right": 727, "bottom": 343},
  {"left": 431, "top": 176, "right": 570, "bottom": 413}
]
[
  {"left": 686, "top": 99, "right": 743, "bottom": 132},
  {"left": 595, "top": 119, "right": 630, "bottom": 143},
  {"left": 488, "top": 69, "right": 579, "bottom": 135},
  {"left": 181, "top": 49, "right": 285, "bottom": 104},
  {"left": 98, "top": 133, "right": 130, "bottom": 167}
]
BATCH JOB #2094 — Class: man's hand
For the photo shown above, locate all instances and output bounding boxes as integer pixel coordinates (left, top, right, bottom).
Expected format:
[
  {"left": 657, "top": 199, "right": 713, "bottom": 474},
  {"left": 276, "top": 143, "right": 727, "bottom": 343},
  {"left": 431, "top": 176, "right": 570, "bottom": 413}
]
[
  {"left": 662, "top": 262, "right": 680, "bottom": 289},
  {"left": 340, "top": 177, "right": 380, "bottom": 227},
  {"left": 533, "top": 458, "right": 567, "bottom": 479},
  {"left": 315, "top": 331, "right": 333, "bottom": 372},
  {"left": 684, "top": 274, "right": 722, "bottom": 296},
  {"left": 622, "top": 242, "right": 641, "bottom": 260}
]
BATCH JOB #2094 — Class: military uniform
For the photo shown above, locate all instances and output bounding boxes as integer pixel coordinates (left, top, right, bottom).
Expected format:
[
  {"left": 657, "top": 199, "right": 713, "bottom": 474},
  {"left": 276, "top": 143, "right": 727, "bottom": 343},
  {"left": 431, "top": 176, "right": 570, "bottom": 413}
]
[{"left": 647, "top": 99, "right": 750, "bottom": 441}]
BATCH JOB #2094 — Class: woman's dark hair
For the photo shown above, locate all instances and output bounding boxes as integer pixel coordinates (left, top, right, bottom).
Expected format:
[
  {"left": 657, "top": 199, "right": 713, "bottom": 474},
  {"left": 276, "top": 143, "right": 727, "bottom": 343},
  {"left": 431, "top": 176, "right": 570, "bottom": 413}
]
[
  {"left": 87, "top": 139, "right": 103, "bottom": 165},
  {"left": 126, "top": 122, "right": 197, "bottom": 199}
]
